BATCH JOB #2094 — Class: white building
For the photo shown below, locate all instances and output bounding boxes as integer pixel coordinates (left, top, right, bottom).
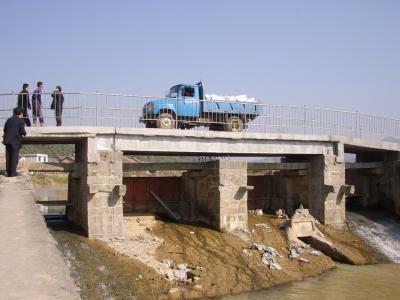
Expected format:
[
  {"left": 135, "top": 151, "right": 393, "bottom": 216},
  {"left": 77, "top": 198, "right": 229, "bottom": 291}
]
[{"left": 21, "top": 154, "right": 48, "bottom": 163}]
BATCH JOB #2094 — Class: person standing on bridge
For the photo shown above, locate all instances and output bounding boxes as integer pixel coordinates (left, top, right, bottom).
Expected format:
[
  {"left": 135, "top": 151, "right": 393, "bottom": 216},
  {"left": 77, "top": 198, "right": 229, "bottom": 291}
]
[
  {"left": 2, "top": 107, "right": 26, "bottom": 177},
  {"left": 50, "top": 85, "right": 64, "bottom": 126},
  {"left": 32, "top": 81, "right": 44, "bottom": 126},
  {"left": 17, "top": 83, "right": 31, "bottom": 127}
]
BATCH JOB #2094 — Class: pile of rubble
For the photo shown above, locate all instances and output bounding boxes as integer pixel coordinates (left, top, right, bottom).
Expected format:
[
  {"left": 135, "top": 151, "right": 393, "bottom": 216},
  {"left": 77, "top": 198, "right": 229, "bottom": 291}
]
[
  {"left": 160, "top": 258, "right": 205, "bottom": 283},
  {"left": 249, "top": 243, "right": 283, "bottom": 270}
]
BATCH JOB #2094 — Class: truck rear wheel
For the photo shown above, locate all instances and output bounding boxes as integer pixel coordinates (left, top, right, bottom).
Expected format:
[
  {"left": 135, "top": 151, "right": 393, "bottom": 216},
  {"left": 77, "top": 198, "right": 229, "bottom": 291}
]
[
  {"left": 156, "top": 113, "right": 176, "bottom": 129},
  {"left": 224, "top": 117, "right": 244, "bottom": 132}
]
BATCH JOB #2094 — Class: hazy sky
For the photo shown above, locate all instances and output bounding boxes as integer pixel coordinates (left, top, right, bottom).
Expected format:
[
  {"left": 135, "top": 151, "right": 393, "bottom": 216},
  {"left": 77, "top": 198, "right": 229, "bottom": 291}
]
[{"left": 1, "top": 0, "right": 399, "bottom": 118}]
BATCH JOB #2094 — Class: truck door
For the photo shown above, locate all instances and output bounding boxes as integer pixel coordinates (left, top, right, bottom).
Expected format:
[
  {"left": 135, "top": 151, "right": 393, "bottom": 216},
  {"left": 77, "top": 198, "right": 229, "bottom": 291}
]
[{"left": 178, "top": 86, "right": 200, "bottom": 118}]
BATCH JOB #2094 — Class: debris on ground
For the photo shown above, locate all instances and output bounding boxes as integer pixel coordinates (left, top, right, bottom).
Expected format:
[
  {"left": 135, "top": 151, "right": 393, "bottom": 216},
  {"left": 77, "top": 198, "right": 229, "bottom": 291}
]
[
  {"left": 250, "top": 243, "right": 282, "bottom": 270},
  {"left": 242, "top": 249, "right": 252, "bottom": 257},
  {"left": 255, "top": 223, "right": 272, "bottom": 233},
  {"left": 249, "top": 209, "right": 263, "bottom": 216},
  {"left": 173, "top": 263, "right": 191, "bottom": 282},
  {"left": 190, "top": 231, "right": 195, "bottom": 235},
  {"left": 276, "top": 209, "right": 288, "bottom": 219},
  {"left": 241, "top": 228, "right": 254, "bottom": 235},
  {"left": 288, "top": 243, "right": 305, "bottom": 259},
  {"left": 161, "top": 258, "right": 174, "bottom": 267},
  {"left": 196, "top": 266, "right": 206, "bottom": 272},
  {"left": 310, "top": 250, "right": 322, "bottom": 256},
  {"left": 298, "top": 257, "right": 310, "bottom": 264}
]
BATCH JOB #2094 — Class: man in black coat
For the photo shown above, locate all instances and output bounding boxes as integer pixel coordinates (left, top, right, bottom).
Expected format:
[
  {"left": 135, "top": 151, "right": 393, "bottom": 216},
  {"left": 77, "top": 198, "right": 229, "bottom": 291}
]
[
  {"left": 2, "top": 107, "right": 26, "bottom": 177},
  {"left": 51, "top": 85, "right": 64, "bottom": 126},
  {"left": 17, "top": 83, "right": 31, "bottom": 127}
]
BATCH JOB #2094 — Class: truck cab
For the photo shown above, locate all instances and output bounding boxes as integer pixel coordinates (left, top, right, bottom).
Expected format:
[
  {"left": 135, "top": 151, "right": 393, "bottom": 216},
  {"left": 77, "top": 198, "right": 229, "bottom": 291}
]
[{"left": 140, "top": 83, "right": 203, "bottom": 129}]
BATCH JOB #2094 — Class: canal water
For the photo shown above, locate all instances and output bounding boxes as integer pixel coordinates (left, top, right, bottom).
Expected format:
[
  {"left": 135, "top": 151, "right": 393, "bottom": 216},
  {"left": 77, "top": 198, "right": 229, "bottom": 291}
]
[
  {"left": 37, "top": 188, "right": 400, "bottom": 300},
  {"left": 218, "top": 264, "right": 400, "bottom": 300}
]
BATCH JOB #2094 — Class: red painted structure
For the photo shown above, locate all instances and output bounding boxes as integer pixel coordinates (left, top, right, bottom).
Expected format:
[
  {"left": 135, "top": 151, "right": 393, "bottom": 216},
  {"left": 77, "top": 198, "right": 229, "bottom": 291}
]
[{"left": 123, "top": 177, "right": 181, "bottom": 213}]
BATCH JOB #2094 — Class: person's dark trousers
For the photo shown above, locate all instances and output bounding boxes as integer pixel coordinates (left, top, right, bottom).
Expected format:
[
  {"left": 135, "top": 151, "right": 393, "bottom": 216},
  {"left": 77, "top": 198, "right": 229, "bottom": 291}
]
[
  {"left": 22, "top": 110, "right": 31, "bottom": 127},
  {"left": 5, "top": 144, "right": 20, "bottom": 177},
  {"left": 23, "top": 117, "right": 31, "bottom": 127},
  {"left": 55, "top": 107, "right": 62, "bottom": 126}
]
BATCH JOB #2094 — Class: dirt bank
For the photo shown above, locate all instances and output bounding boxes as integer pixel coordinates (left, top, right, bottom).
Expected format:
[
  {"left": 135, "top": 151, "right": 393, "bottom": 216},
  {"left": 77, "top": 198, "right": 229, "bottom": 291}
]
[
  {"left": 51, "top": 213, "right": 381, "bottom": 300},
  {"left": 105, "top": 213, "right": 380, "bottom": 299}
]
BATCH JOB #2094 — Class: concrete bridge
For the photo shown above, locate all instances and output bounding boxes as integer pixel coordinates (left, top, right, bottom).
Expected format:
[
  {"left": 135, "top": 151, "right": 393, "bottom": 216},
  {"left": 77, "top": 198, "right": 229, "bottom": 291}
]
[{"left": 4, "top": 126, "right": 397, "bottom": 240}]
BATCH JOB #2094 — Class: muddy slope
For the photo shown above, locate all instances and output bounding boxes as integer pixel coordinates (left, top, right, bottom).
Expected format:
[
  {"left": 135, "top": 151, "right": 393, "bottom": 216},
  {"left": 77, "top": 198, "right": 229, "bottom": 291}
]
[{"left": 153, "top": 214, "right": 336, "bottom": 299}]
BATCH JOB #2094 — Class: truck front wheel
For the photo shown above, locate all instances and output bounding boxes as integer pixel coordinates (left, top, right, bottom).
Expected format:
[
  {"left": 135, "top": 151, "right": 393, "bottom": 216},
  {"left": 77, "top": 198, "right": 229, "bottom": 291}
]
[
  {"left": 224, "top": 117, "right": 244, "bottom": 132},
  {"left": 156, "top": 113, "right": 176, "bottom": 129}
]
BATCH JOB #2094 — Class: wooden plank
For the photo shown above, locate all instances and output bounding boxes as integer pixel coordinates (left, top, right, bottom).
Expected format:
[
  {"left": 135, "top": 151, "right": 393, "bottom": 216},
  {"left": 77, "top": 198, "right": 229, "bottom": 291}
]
[{"left": 150, "top": 190, "right": 181, "bottom": 221}]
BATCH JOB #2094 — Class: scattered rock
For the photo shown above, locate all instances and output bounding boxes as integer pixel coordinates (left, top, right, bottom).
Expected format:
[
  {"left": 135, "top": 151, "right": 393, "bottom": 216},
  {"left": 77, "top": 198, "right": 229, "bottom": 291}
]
[
  {"left": 249, "top": 209, "right": 263, "bottom": 215},
  {"left": 310, "top": 250, "right": 321, "bottom": 256},
  {"left": 189, "top": 231, "right": 195, "bottom": 235},
  {"left": 242, "top": 249, "right": 252, "bottom": 257},
  {"left": 161, "top": 258, "right": 174, "bottom": 267},
  {"left": 276, "top": 208, "right": 288, "bottom": 219},
  {"left": 196, "top": 266, "right": 206, "bottom": 272},
  {"left": 97, "top": 265, "right": 108, "bottom": 273}
]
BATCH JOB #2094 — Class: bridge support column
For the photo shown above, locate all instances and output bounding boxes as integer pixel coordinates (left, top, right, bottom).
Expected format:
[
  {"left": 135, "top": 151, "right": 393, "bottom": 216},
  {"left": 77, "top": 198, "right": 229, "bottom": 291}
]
[
  {"left": 68, "top": 138, "right": 125, "bottom": 239},
  {"left": 181, "top": 160, "right": 248, "bottom": 232},
  {"left": 381, "top": 152, "right": 400, "bottom": 216},
  {"left": 308, "top": 152, "right": 346, "bottom": 227}
]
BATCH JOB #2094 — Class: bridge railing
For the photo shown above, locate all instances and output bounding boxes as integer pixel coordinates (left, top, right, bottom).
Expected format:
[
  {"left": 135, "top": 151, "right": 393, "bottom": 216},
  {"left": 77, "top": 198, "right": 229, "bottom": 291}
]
[{"left": 0, "top": 92, "right": 399, "bottom": 141}]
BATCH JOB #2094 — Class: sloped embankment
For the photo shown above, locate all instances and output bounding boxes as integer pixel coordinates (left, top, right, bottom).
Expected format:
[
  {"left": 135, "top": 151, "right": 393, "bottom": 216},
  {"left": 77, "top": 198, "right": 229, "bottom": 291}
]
[{"left": 152, "top": 214, "right": 336, "bottom": 298}]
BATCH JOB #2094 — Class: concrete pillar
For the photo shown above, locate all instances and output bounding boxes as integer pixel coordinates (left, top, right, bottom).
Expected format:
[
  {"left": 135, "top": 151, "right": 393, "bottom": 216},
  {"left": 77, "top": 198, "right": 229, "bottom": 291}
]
[
  {"left": 67, "top": 138, "right": 125, "bottom": 239},
  {"left": 353, "top": 152, "right": 400, "bottom": 214},
  {"left": 383, "top": 152, "right": 400, "bottom": 216},
  {"left": 181, "top": 160, "right": 248, "bottom": 232},
  {"left": 308, "top": 153, "right": 346, "bottom": 226}
]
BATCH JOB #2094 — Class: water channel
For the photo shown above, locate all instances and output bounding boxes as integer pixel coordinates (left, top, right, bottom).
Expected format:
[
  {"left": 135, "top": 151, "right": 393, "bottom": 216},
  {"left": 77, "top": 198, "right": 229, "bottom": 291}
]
[
  {"left": 35, "top": 187, "right": 400, "bottom": 300},
  {"left": 218, "top": 264, "right": 400, "bottom": 300}
]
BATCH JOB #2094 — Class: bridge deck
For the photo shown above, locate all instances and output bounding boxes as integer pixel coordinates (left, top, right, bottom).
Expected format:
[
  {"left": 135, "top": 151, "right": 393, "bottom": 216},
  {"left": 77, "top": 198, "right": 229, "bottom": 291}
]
[{"left": 10, "top": 127, "right": 400, "bottom": 156}]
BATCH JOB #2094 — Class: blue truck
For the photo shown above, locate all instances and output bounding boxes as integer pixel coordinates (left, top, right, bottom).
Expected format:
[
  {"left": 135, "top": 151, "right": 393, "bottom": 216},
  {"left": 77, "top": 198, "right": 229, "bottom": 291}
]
[{"left": 139, "top": 82, "right": 259, "bottom": 132}]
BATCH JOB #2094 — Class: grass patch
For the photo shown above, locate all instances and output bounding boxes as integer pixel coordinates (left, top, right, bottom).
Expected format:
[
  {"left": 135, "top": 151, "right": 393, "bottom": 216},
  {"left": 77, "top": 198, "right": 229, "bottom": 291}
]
[{"left": 32, "top": 173, "right": 68, "bottom": 187}]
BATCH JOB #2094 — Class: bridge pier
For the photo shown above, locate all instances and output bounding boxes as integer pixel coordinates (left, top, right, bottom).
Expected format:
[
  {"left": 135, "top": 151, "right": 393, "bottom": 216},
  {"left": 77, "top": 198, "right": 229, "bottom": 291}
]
[
  {"left": 308, "top": 153, "right": 346, "bottom": 227},
  {"left": 67, "top": 138, "right": 125, "bottom": 239},
  {"left": 181, "top": 160, "right": 248, "bottom": 232},
  {"left": 347, "top": 152, "right": 400, "bottom": 216}
]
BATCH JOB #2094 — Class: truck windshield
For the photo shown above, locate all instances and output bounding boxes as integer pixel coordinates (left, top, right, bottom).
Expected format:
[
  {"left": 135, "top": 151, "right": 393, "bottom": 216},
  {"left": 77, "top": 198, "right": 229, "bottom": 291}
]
[{"left": 167, "top": 86, "right": 180, "bottom": 98}]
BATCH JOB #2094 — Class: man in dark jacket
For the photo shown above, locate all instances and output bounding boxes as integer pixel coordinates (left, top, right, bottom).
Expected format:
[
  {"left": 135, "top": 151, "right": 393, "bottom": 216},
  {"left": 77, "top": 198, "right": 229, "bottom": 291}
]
[
  {"left": 17, "top": 83, "right": 31, "bottom": 127},
  {"left": 2, "top": 107, "right": 26, "bottom": 177},
  {"left": 32, "top": 81, "right": 44, "bottom": 126},
  {"left": 51, "top": 85, "right": 64, "bottom": 126}
]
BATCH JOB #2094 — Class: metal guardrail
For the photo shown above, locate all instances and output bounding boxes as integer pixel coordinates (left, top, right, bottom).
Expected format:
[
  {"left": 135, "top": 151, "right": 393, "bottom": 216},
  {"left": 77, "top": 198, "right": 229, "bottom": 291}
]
[{"left": 0, "top": 92, "right": 399, "bottom": 141}]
